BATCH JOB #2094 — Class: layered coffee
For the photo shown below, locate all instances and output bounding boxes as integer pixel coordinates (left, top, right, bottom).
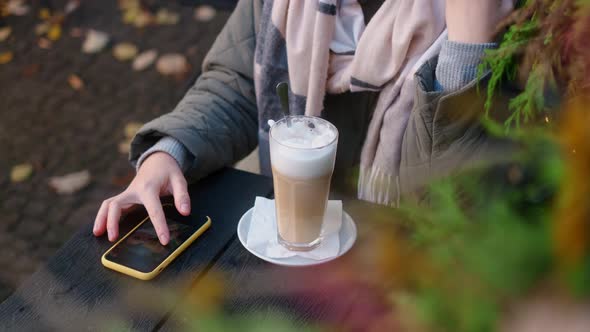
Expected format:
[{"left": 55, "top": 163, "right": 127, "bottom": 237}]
[{"left": 269, "top": 116, "right": 338, "bottom": 251}]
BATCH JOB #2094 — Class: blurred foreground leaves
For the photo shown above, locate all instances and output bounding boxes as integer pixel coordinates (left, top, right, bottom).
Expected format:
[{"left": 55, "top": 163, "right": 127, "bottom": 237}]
[
  {"left": 554, "top": 98, "right": 590, "bottom": 295},
  {"left": 390, "top": 99, "right": 589, "bottom": 331}
]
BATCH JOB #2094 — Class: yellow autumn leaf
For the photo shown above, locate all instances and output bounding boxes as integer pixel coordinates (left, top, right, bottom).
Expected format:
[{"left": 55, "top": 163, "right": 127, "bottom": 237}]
[
  {"left": 11, "top": 163, "right": 33, "bottom": 183},
  {"left": 133, "top": 11, "right": 152, "bottom": 28},
  {"left": 124, "top": 122, "right": 143, "bottom": 138},
  {"left": 155, "top": 9, "right": 179, "bottom": 25},
  {"left": 35, "top": 22, "right": 50, "bottom": 35},
  {"left": 47, "top": 24, "right": 62, "bottom": 41},
  {"left": 0, "top": 51, "right": 13, "bottom": 64},
  {"left": 113, "top": 42, "right": 138, "bottom": 61},
  {"left": 122, "top": 7, "right": 138, "bottom": 24},
  {"left": 39, "top": 8, "right": 51, "bottom": 19}
]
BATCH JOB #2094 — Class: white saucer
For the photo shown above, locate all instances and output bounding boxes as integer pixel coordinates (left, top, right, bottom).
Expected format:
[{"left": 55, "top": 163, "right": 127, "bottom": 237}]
[{"left": 237, "top": 207, "right": 357, "bottom": 267}]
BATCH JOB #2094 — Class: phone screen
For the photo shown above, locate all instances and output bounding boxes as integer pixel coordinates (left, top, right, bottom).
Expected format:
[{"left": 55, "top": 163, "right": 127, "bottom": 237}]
[{"left": 104, "top": 206, "right": 208, "bottom": 273}]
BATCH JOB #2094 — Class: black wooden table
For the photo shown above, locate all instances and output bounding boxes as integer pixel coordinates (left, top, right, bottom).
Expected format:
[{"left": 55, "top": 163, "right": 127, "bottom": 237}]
[{"left": 0, "top": 168, "right": 397, "bottom": 331}]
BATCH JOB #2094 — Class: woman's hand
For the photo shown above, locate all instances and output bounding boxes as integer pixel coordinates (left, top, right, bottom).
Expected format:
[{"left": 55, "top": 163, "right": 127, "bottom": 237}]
[
  {"left": 446, "top": 0, "right": 515, "bottom": 43},
  {"left": 93, "top": 152, "right": 191, "bottom": 245}
]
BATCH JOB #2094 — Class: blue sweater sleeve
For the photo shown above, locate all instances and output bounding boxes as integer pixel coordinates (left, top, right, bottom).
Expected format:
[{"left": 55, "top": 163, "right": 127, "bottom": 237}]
[{"left": 435, "top": 39, "right": 497, "bottom": 92}]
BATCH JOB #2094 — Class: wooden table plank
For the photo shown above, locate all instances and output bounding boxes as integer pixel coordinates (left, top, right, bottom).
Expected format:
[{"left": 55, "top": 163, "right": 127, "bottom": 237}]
[
  {"left": 159, "top": 199, "right": 400, "bottom": 331},
  {"left": 0, "top": 168, "right": 273, "bottom": 331}
]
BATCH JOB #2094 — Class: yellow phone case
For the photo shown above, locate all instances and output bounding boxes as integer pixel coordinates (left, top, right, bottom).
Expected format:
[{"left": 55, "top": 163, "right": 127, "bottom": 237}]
[{"left": 101, "top": 205, "right": 211, "bottom": 281}]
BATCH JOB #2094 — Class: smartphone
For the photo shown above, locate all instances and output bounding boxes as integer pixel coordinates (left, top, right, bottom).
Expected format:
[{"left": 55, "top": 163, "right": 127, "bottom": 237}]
[{"left": 101, "top": 204, "right": 211, "bottom": 280}]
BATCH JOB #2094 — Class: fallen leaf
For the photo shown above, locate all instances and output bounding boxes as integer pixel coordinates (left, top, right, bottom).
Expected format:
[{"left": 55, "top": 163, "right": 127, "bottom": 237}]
[
  {"left": 133, "top": 10, "right": 153, "bottom": 28},
  {"left": 37, "top": 38, "right": 51, "bottom": 49},
  {"left": 0, "top": 51, "right": 13, "bottom": 64},
  {"left": 82, "top": 29, "right": 109, "bottom": 54},
  {"left": 49, "top": 170, "right": 91, "bottom": 194},
  {"left": 155, "top": 8, "right": 179, "bottom": 25},
  {"left": 119, "top": 0, "right": 140, "bottom": 10},
  {"left": 132, "top": 49, "right": 157, "bottom": 71},
  {"left": 64, "top": 0, "right": 80, "bottom": 14},
  {"left": 122, "top": 6, "right": 139, "bottom": 24},
  {"left": 68, "top": 74, "right": 84, "bottom": 90},
  {"left": 10, "top": 163, "right": 33, "bottom": 182},
  {"left": 156, "top": 53, "right": 189, "bottom": 76},
  {"left": 194, "top": 5, "right": 216, "bottom": 22},
  {"left": 113, "top": 42, "right": 138, "bottom": 61},
  {"left": 35, "top": 22, "right": 49, "bottom": 35},
  {"left": 124, "top": 122, "right": 143, "bottom": 138},
  {"left": 6, "top": 0, "right": 30, "bottom": 16},
  {"left": 47, "top": 24, "right": 61, "bottom": 41},
  {"left": 39, "top": 8, "right": 51, "bottom": 20},
  {"left": 0, "top": 27, "right": 12, "bottom": 42}
]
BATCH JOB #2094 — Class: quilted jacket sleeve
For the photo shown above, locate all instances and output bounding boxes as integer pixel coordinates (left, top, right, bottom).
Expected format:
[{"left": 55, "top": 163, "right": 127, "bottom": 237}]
[{"left": 130, "top": 0, "right": 262, "bottom": 181}]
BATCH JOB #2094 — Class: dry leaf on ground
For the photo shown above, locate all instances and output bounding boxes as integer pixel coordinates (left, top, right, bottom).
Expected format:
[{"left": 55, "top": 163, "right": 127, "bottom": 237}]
[
  {"left": 82, "top": 29, "right": 109, "bottom": 54},
  {"left": 0, "top": 27, "right": 12, "bottom": 42},
  {"left": 156, "top": 53, "right": 189, "bottom": 76},
  {"left": 47, "top": 24, "right": 62, "bottom": 41},
  {"left": 113, "top": 42, "right": 138, "bottom": 61},
  {"left": 119, "top": 0, "right": 140, "bottom": 10},
  {"left": 6, "top": 0, "right": 30, "bottom": 16},
  {"left": 64, "top": 0, "right": 80, "bottom": 14},
  {"left": 38, "top": 8, "right": 51, "bottom": 20},
  {"left": 132, "top": 49, "right": 158, "bottom": 71},
  {"left": 35, "top": 22, "right": 49, "bottom": 35},
  {"left": 156, "top": 9, "right": 179, "bottom": 25},
  {"left": 10, "top": 163, "right": 33, "bottom": 183},
  {"left": 194, "top": 5, "right": 216, "bottom": 22},
  {"left": 0, "top": 52, "right": 13, "bottom": 64},
  {"left": 49, "top": 170, "right": 91, "bottom": 194},
  {"left": 124, "top": 122, "right": 143, "bottom": 138},
  {"left": 122, "top": 6, "right": 139, "bottom": 24},
  {"left": 68, "top": 74, "right": 84, "bottom": 90},
  {"left": 37, "top": 38, "right": 52, "bottom": 49},
  {"left": 133, "top": 11, "right": 153, "bottom": 28},
  {"left": 120, "top": 0, "right": 145, "bottom": 26}
]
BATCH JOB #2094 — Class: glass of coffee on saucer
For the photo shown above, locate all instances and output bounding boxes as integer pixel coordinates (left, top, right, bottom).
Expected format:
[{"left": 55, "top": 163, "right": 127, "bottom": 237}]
[{"left": 269, "top": 116, "right": 338, "bottom": 251}]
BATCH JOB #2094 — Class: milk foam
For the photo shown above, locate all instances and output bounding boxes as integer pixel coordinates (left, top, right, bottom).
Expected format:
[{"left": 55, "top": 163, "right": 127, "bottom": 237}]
[{"left": 270, "top": 117, "right": 338, "bottom": 179}]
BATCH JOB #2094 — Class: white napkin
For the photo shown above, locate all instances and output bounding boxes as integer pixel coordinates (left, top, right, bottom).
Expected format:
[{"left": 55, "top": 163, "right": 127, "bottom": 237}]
[{"left": 246, "top": 197, "right": 342, "bottom": 260}]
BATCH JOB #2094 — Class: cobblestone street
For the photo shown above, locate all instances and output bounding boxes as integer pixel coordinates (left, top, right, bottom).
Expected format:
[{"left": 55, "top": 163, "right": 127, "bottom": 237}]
[{"left": 0, "top": 0, "right": 231, "bottom": 301}]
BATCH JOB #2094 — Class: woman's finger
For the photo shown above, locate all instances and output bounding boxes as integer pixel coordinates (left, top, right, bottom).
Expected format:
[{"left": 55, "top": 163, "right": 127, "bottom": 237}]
[
  {"left": 106, "top": 193, "right": 137, "bottom": 242},
  {"left": 93, "top": 198, "right": 112, "bottom": 236},
  {"left": 169, "top": 174, "right": 191, "bottom": 216},
  {"left": 140, "top": 190, "right": 170, "bottom": 245}
]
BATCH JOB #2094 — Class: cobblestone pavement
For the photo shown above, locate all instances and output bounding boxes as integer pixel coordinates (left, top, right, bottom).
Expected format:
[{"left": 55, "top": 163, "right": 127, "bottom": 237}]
[{"left": 0, "top": 0, "right": 231, "bottom": 301}]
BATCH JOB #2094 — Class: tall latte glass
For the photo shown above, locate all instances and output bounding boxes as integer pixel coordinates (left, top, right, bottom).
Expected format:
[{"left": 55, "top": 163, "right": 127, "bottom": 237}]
[{"left": 269, "top": 116, "right": 338, "bottom": 251}]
